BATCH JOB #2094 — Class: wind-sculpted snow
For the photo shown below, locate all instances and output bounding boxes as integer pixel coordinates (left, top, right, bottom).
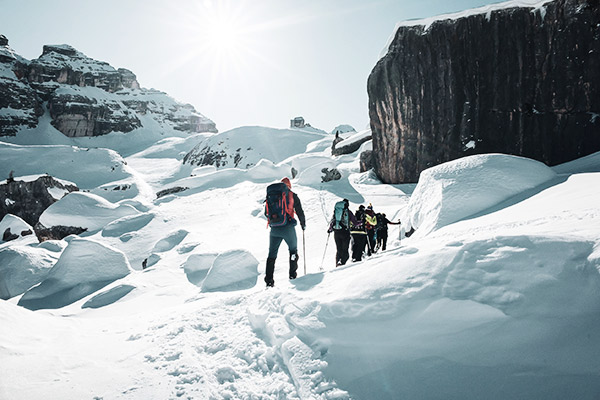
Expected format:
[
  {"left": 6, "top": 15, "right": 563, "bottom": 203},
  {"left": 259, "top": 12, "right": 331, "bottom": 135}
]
[
  {"left": 0, "top": 142, "right": 134, "bottom": 189},
  {"left": 0, "top": 244, "right": 59, "bottom": 299},
  {"left": 405, "top": 154, "right": 557, "bottom": 236},
  {"left": 157, "top": 159, "right": 291, "bottom": 201},
  {"left": 201, "top": 250, "right": 259, "bottom": 292},
  {"left": 40, "top": 192, "right": 139, "bottom": 232},
  {"left": 182, "top": 253, "right": 218, "bottom": 286},
  {"left": 82, "top": 284, "right": 136, "bottom": 309},
  {"left": 18, "top": 237, "right": 132, "bottom": 310},
  {"left": 102, "top": 213, "right": 154, "bottom": 238},
  {"left": 151, "top": 229, "right": 188, "bottom": 253}
]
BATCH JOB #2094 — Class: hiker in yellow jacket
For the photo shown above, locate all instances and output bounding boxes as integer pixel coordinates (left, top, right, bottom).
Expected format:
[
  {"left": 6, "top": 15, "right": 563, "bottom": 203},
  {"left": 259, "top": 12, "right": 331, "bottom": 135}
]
[{"left": 364, "top": 204, "right": 378, "bottom": 256}]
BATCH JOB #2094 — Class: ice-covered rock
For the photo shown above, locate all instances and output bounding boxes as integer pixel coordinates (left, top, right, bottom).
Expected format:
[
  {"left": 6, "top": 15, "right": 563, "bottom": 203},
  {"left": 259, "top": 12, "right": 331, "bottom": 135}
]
[
  {"left": 201, "top": 250, "right": 259, "bottom": 292},
  {"left": 0, "top": 244, "right": 59, "bottom": 300},
  {"left": 405, "top": 154, "right": 557, "bottom": 236},
  {"left": 39, "top": 192, "right": 139, "bottom": 232},
  {"left": 18, "top": 237, "right": 132, "bottom": 310}
]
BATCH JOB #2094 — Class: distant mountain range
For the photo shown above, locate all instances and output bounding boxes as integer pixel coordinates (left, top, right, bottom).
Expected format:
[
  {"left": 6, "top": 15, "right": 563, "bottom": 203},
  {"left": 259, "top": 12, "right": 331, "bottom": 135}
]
[{"left": 0, "top": 34, "right": 217, "bottom": 139}]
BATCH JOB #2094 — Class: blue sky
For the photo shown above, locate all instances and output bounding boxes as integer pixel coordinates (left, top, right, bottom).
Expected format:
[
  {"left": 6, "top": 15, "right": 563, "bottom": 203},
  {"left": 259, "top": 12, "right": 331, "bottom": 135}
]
[{"left": 2, "top": 0, "right": 504, "bottom": 132}]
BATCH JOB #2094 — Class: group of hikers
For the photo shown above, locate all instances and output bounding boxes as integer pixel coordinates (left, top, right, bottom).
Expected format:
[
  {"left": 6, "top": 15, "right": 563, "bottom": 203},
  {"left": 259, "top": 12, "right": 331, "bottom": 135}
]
[
  {"left": 326, "top": 198, "right": 400, "bottom": 267},
  {"left": 263, "top": 177, "right": 399, "bottom": 287}
]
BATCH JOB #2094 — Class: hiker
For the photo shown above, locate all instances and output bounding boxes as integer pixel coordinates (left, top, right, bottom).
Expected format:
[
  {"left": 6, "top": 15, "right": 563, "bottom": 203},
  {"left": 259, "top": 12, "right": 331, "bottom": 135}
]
[
  {"left": 376, "top": 213, "right": 400, "bottom": 251},
  {"left": 351, "top": 205, "right": 368, "bottom": 261},
  {"left": 327, "top": 199, "right": 360, "bottom": 266},
  {"left": 364, "top": 204, "right": 378, "bottom": 256},
  {"left": 264, "top": 177, "right": 306, "bottom": 287}
]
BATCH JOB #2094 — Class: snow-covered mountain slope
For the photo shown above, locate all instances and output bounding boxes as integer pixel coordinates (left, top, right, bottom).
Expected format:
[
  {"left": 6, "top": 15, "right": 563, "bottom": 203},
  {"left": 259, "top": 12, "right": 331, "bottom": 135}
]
[
  {"left": 0, "top": 125, "right": 599, "bottom": 399},
  {"left": 183, "top": 126, "right": 328, "bottom": 169}
]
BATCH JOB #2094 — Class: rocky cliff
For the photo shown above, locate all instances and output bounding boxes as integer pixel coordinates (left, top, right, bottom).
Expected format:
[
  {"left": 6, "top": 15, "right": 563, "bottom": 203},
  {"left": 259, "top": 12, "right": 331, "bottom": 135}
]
[
  {"left": 0, "top": 175, "right": 79, "bottom": 227},
  {"left": 368, "top": 0, "right": 600, "bottom": 183},
  {"left": 0, "top": 36, "right": 217, "bottom": 138}
]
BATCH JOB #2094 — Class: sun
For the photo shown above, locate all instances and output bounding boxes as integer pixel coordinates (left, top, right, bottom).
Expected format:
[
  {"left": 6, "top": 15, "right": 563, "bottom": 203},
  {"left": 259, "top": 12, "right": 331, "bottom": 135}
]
[{"left": 205, "top": 16, "right": 241, "bottom": 52}]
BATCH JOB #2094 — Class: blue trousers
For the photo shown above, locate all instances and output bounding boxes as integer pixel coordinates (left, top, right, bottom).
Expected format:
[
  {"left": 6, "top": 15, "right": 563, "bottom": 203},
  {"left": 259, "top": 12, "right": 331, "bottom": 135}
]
[{"left": 268, "top": 224, "right": 298, "bottom": 259}]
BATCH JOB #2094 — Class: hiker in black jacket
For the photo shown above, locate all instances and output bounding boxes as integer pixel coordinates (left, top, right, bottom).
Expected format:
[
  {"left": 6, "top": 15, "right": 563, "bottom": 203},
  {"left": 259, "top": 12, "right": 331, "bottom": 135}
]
[
  {"left": 350, "top": 205, "right": 368, "bottom": 261},
  {"left": 264, "top": 177, "right": 306, "bottom": 287},
  {"left": 327, "top": 199, "right": 360, "bottom": 266},
  {"left": 376, "top": 213, "right": 400, "bottom": 251}
]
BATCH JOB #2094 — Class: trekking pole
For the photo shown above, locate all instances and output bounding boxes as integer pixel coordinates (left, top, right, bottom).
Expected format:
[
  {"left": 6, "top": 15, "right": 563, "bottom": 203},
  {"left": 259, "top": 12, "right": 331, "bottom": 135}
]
[
  {"left": 302, "top": 230, "right": 307, "bottom": 275},
  {"left": 319, "top": 232, "right": 330, "bottom": 271}
]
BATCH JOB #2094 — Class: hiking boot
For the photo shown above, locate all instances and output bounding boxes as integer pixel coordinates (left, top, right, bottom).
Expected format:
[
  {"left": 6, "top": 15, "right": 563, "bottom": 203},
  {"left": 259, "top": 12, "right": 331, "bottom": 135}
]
[
  {"left": 265, "top": 257, "right": 276, "bottom": 287},
  {"left": 289, "top": 252, "right": 298, "bottom": 279}
]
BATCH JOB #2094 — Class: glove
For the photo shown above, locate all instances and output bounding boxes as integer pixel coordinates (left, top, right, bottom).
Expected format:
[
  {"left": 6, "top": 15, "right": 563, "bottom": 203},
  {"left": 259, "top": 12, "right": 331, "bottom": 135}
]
[
  {"left": 302, "top": 224, "right": 306, "bottom": 231},
  {"left": 327, "top": 227, "right": 332, "bottom": 233}
]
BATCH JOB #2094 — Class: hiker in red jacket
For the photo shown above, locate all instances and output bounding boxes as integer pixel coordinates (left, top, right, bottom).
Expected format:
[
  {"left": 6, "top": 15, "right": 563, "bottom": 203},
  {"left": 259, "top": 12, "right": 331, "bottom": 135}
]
[{"left": 264, "top": 177, "right": 306, "bottom": 287}]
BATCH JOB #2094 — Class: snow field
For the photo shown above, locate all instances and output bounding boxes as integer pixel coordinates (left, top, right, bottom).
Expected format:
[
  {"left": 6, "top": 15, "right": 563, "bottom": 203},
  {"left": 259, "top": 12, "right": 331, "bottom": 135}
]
[{"left": 1, "top": 123, "right": 600, "bottom": 399}]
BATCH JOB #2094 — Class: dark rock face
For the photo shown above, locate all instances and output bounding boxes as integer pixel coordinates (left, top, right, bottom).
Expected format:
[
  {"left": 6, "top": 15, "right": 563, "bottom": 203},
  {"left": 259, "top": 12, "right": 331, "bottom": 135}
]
[
  {"left": 360, "top": 150, "right": 373, "bottom": 173},
  {"left": 48, "top": 91, "right": 141, "bottom": 137},
  {"left": 321, "top": 168, "right": 342, "bottom": 182},
  {"left": 0, "top": 37, "right": 44, "bottom": 136},
  {"left": 2, "top": 228, "right": 19, "bottom": 242},
  {"left": 184, "top": 146, "right": 240, "bottom": 168},
  {"left": 156, "top": 186, "right": 189, "bottom": 199},
  {"left": 0, "top": 36, "right": 217, "bottom": 137},
  {"left": 34, "top": 223, "right": 87, "bottom": 242},
  {"left": 368, "top": 0, "right": 600, "bottom": 183},
  {"left": 0, "top": 175, "right": 79, "bottom": 226}
]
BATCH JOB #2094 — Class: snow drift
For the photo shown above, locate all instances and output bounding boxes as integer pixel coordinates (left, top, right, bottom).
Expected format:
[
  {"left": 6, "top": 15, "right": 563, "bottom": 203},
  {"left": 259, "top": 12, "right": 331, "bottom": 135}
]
[
  {"left": 18, "top": 237, "right": 132, "bottom": 310},
  {"left": 404, "top": 154, "right": 557, "bottom": 236},
  {"left": 40, "top": 192, "right": 140, "bottom": 232},
  {"left": 0, "top": 244, "right": 58, "bottom": 299}
]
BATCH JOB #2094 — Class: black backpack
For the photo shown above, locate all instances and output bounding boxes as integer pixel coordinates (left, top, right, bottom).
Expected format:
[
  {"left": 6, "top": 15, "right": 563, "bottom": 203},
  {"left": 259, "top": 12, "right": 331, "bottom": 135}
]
[{"left": 265, "top": 182, "right": 294, "bottom": 227}]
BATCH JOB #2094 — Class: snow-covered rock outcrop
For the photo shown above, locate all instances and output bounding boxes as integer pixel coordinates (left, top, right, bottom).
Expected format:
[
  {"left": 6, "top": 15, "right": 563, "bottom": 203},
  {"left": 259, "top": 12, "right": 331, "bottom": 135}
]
[
  {"left": 404, "top": 154, "right": 557, "bottom": 236},
  {"left": 183, "top": 126, "right": 327, "bottom": 169},
  {"left": 0, "top": 174, "right": 79, "bottom": 228},
  {"left": 18, "top": 237, "right": 132, "bottom": 310}
]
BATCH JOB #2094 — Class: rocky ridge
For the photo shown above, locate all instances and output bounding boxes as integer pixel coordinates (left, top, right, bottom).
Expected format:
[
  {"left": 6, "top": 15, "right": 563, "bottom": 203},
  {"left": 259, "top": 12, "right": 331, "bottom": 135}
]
[
  {"left": 0, "top": 36, "right": 217, "bottom": 138},
  {"left": 368, "top": 0, "right": 600, "bottom": 183},
  {"left": 0, "top": 174, "right": 79, "bottom": 229}
]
